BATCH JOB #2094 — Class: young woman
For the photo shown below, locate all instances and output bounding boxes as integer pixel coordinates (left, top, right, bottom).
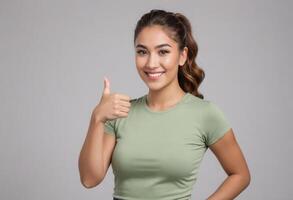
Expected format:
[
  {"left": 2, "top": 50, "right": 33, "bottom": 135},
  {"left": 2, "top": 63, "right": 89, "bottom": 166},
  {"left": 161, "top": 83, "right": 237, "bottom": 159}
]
[{"left": 79, "top": 9, "right": 251, "bottom": 200}]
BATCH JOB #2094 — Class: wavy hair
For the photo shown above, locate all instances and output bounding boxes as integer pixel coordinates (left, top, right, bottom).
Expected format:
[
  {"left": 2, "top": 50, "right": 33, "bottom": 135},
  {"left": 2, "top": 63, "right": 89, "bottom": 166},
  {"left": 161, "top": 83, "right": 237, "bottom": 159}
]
[{"left": 133, "top": 9, "right": 205, "bottom": 99}]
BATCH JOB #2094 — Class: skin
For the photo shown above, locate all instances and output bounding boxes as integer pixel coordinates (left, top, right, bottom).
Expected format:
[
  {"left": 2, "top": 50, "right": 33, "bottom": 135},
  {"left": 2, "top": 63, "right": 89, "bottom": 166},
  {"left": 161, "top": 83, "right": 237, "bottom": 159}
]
[{"left": 100, "top": 25, "right": 251, "bottom": 199}]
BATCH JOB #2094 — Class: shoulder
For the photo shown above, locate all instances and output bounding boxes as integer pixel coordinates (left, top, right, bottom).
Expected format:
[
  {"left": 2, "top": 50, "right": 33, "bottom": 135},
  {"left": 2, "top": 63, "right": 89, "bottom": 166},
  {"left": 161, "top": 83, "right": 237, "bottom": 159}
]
[
  {"left": 198, "top": 99, "right": 231, "bottom": 132},
  {"left": 187, "top": 94, "right": 223, "bottom": 111},
  {"left": 185, "top": 94, "right": 229, "bottom": 125},
  {"left": 183, "top": 93, "right": 214, "bottom": 112}
]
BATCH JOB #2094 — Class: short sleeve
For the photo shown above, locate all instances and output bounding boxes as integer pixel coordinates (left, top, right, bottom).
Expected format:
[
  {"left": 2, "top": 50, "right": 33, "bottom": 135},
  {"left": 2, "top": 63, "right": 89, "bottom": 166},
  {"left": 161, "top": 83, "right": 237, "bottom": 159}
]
[
  {"left": 104, "top": 118, "right": 116, "bottom": 137},
  {"left": 201, "top": 101, "right": 232, "bottom": 147}
]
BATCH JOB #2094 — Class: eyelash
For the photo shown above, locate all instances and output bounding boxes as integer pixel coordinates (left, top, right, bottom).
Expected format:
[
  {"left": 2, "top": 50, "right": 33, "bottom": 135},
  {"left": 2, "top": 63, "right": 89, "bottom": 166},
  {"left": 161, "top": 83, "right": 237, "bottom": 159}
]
[{"left": 136, "top": 50, "right": 170, "bottom": 56}]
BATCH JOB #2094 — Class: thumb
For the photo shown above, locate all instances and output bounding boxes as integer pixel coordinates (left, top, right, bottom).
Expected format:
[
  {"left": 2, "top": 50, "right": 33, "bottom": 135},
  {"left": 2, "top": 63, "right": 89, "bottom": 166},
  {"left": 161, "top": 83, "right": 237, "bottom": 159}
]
[{"left": 103, "top": 76, "right": 111, "bottom": 95}]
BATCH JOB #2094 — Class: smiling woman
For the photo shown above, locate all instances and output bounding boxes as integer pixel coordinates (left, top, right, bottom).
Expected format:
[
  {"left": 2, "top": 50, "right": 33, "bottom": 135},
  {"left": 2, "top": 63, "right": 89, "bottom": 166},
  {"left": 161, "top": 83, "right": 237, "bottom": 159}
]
[{"left": 78, "top": 9, "right": 250, "bottom": 200}]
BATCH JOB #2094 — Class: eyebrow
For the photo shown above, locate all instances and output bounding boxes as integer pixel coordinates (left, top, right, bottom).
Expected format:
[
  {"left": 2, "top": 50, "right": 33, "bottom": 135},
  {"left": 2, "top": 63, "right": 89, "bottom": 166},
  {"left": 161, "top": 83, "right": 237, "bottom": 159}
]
[{"left": 135, "top": 43, "right": 172, "bottom": 49}]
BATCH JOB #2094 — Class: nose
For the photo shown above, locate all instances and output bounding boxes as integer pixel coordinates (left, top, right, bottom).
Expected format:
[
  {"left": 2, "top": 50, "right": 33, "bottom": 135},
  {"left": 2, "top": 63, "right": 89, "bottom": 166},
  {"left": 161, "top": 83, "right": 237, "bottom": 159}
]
[{"left": 146, "top": 53, "right": 159, "bottom": 69}]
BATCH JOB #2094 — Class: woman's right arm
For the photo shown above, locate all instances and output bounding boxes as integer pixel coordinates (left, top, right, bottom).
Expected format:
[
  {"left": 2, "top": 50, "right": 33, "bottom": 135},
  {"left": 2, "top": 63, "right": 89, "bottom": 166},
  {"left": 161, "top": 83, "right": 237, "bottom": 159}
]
[
  {"left": 78, "top": 77, "right": 131, "bottom": 188},
  {"left": 78, "top": 113, "right": 116, "bottom": 188}
]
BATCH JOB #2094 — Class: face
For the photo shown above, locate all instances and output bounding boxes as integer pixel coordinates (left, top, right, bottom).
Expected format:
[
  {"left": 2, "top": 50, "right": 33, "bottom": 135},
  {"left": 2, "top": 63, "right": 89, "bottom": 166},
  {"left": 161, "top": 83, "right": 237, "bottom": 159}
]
[{"left": 134, "top": 25, "right": 188, "bottom": 92}]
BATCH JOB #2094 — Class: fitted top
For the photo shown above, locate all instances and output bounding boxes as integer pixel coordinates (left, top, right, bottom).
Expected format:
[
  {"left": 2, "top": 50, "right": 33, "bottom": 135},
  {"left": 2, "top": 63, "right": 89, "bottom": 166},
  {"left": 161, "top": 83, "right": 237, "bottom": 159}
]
[{"left": 104, "top": 92, "right": 232, "bottom": 200}]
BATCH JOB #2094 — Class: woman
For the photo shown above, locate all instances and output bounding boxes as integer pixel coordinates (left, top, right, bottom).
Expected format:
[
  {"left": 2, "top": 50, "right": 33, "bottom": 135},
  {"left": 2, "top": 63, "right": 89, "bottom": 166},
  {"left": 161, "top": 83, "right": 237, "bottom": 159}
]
[{"left": 79, "top": 9, "right": 251, "bottom": 200}]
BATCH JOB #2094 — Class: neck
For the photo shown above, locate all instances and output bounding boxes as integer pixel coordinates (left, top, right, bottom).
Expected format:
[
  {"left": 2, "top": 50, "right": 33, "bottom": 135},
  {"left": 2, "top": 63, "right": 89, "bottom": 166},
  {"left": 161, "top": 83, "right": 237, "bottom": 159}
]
[{"left": 146, "top": 86, "right": 186, "bottom": 109}]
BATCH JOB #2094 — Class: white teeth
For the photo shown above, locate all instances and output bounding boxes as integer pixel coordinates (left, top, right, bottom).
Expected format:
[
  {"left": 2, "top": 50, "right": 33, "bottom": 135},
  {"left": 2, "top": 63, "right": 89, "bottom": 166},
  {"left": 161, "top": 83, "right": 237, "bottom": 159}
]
[{"left": 146, "top": 72, "right": 164, "bottom": 77}]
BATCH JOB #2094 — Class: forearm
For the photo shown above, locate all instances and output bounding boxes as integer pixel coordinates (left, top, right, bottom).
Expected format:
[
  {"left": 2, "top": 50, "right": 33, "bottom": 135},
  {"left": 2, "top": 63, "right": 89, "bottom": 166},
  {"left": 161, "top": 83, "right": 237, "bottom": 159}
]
[
  {"left": 206, "top": 174, "right": 250, "bottom": 200},
  {"left": 78, "top": 116, "right": 105, "bottom": 188}
]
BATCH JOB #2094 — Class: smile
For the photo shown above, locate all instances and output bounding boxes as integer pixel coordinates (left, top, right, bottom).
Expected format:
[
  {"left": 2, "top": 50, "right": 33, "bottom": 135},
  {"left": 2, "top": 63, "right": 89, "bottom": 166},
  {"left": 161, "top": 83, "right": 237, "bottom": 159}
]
[{"left": 144, "top": 71, "right": 165, "bottom": 80}]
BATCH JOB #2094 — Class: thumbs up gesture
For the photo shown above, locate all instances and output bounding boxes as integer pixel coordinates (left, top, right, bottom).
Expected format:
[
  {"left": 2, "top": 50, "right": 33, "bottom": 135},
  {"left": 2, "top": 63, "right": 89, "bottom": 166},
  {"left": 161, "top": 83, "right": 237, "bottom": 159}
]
[{"left": 92, "top": 76, "right": 131, "bottom": 123}]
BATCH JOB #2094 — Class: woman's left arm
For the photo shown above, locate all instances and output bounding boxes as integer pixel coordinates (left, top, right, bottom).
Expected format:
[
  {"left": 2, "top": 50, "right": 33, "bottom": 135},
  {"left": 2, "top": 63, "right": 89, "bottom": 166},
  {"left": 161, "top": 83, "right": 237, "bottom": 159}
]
[{"left": 206, "top": 128, "right": 251, "bottom": 200}]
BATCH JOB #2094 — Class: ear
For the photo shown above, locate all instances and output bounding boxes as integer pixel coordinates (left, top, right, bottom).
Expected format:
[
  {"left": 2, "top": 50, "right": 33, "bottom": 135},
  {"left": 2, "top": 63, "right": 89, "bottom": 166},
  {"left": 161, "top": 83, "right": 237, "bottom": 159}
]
[{"left": 179, "top": 46, "right": 188, "bottom": 66}]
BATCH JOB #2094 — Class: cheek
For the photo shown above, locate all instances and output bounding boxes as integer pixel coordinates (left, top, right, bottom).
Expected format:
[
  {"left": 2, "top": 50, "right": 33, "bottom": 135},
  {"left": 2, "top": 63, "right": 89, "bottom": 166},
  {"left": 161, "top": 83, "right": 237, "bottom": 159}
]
[
  {"left": 161, "top": 57, "right": 179, "bottom": 70},
  {"left": 135, "top": 57, "right": 146, "bottom": 68}
]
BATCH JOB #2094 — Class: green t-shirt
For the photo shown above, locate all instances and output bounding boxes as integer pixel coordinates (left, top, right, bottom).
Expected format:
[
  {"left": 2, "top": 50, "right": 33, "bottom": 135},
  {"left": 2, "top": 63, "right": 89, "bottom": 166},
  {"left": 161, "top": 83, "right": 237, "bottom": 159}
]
[{"left": 104, "top": 92, "right": 231, "bottom": 200}]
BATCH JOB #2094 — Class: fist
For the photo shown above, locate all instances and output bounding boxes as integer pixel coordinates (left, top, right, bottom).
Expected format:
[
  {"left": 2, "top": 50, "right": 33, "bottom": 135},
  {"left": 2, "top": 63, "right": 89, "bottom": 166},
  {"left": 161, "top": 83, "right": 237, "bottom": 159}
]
[{"left": 92, "top": 76, "right": 131, "bottom": 123}]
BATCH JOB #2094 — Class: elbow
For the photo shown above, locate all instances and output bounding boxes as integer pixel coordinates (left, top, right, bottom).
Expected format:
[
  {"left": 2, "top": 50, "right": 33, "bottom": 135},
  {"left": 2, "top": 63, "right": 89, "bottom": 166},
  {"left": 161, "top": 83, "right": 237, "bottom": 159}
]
[
  {"left": 80, "top": 176, "right": 103, "bottom": 189},
  {"left": 245, "top": 173, "right": 251, "bottom": 187},
  {"left": 81, "top": 180, "right": 95, "bottom": 189},
  {"left": 228, "top": 171, "right": 251, "bottom": 189},
  {"left": 239, "top": 171, "right": 251, "bottom": 189},
  {"left": 243, "top": 168, "right": 252, "bottom": 187},
  {"left": 81, "top": 178, "right": 100, "bottom": 189},
  {"left": 78, "top": 163, "right": 105, "bottom": 189}
]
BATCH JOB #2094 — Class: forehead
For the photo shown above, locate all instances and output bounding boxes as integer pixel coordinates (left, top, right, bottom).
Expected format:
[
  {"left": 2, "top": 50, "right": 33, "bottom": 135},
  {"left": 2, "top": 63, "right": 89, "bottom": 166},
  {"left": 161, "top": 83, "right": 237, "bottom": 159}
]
[{"left": 135, "top": 25, "right": 177, "bottom": 48}]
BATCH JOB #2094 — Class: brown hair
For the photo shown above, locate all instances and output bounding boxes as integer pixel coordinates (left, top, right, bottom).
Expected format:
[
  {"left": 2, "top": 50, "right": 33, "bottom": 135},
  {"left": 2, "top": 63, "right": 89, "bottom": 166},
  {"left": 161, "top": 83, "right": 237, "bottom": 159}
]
[{"left": 134, "top": 9, "right": 205, "bottom": 99}]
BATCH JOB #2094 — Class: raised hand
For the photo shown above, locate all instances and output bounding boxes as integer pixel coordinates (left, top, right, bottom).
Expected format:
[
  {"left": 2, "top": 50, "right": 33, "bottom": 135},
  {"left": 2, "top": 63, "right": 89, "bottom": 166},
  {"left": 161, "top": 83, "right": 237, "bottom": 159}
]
[{"left": 92, "top": 76, "right": 131, "bottom": 123}]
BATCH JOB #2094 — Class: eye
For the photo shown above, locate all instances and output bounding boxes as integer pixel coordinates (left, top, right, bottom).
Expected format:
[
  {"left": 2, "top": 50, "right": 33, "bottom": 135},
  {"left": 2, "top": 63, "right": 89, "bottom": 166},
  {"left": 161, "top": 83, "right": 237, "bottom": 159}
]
[
  {"left": 136, "top": 50, "right": 146, "bottom": 56},
  {"left": 159, "top": 50, "right": 170, "bottom": 55}
]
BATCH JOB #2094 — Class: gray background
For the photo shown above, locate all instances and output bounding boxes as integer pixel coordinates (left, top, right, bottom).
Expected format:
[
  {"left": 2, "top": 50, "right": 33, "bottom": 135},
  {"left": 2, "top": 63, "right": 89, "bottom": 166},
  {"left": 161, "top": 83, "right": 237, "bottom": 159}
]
[{"left": 0, "top": 0, "right": 292, "bottom": 199}]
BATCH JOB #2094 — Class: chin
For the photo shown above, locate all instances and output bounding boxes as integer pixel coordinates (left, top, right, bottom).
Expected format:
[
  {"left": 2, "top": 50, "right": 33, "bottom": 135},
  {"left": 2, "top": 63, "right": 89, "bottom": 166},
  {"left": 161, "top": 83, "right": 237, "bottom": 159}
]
[{"left": 146, "top": 81, "right": 169, "bottom": 92}]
